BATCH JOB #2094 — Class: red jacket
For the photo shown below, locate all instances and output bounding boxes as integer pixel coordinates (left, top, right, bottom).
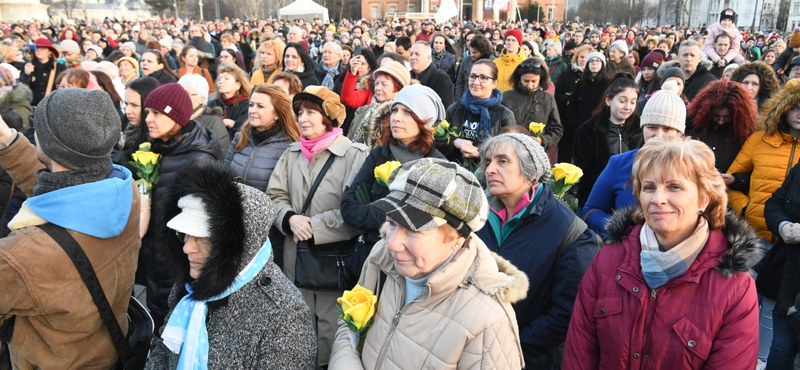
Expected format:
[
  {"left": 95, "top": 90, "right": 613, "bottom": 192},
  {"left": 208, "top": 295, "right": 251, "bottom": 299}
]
[
  {"left": 564, "top": 209, "right": 761, "bottom": 370},
  {"left": 340, "top": 71, "right": 372, "bottom": 109}
]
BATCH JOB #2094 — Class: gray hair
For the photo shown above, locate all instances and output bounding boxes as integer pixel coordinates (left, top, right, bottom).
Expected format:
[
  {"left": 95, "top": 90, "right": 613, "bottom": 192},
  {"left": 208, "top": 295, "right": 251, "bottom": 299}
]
[
  {"left": 413, "top": 40, "right": 432, "bottom": 56},
  {"left": 477, "top": 133, "right": 552, "bottom": 185},
  {"left": 178, "top": 74, "right": 210, "bottom": 103},
  {"left": 681, "top": 39, "right": 702, "bottom": 51},
  {"left": 547, "top": 41, "right": 562, "bottom": 54},
  {"left": 376, "top": 34, "right": 387, "bottom": 42},
  {"left": 323, "top": 41, "right": 343, "bottom": 56},
  {"left": 95, "top": 61, "right": 118, "bottom": 77}
]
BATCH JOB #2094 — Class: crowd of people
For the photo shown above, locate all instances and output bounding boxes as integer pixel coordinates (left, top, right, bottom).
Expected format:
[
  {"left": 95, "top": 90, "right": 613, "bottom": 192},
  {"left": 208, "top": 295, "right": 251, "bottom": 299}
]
[{"left": 0, "top": 7, "right": 799, "bottom": 370}]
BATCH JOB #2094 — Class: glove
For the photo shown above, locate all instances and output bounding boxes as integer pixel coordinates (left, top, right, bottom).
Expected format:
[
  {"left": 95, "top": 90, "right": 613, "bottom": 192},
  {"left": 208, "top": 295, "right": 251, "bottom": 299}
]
[
  {"left": 355, "top": 183, "right": 372, "bottom": 204},
  {"left": 780, "top": 223, "right": 800, "bottom": 244}
]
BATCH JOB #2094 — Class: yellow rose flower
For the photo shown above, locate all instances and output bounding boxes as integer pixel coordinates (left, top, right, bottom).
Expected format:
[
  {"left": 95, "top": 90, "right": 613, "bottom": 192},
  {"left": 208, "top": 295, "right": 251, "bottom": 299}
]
[
  {"left": 528, "top": 122, "right": 546, "bottom": 137},
  {"left": 138, "top": 142, "right": 152, "bottom": 151},
  {"left": 134, "top": 151, "right": 159, "bottom": 166},
  {"left": 552, "top": 163, "right": 584, "bottom": 185},
  {"left": 337, "top": 285, "right": 378, "bottom": 331},
  {"left": 440, "top": 120, "right": 450, "bottom": 130},
  {"left": 374, "top": 161, "right": 401, "bottom": 187}
]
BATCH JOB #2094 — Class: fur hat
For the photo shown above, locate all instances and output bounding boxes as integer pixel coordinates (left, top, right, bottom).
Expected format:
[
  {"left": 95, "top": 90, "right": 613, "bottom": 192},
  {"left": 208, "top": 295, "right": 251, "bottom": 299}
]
[
  {"left": 758, "top": 78, "right": 800, "bottom": 134},
  {"left": 293, "top": 86, "right": 346, "bottom": 126},
  {"left": 640, "top": 89, "right": 686, "bottom": 133},
  {"left": 610, "top": 40, "right": 629, "bottom": 55},
  {"left": 505, "top": 29, "right": 523, "bottom": 45},
  {"left": 373, "top": 61, "right": 410, "bottom": 87},
  {"left": 144, "top": 83, "right": 194, "bottom": 127}
]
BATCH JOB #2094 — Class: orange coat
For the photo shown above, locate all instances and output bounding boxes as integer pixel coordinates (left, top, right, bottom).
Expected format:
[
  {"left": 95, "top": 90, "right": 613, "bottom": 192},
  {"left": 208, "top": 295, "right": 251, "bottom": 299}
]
[{"left": 178, "top": 65, "right": 215, "bottom": 93}]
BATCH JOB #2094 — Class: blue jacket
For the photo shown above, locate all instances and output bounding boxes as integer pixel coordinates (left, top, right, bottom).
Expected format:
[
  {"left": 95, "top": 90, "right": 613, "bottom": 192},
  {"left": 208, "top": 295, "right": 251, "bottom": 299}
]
[
  {"left": 476, "top": 185, "right": 598, "bottom": 368},
  {"left": 225, "top": 130, "right": 291, "bottom": 192},
  {"left": 583, "top": 148, "right": 638, "bottom": 236}
]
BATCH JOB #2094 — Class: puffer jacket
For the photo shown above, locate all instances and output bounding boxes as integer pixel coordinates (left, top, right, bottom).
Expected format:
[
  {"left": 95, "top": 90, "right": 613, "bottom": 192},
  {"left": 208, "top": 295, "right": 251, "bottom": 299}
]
[
  {"left": 727, "top": 79, "right": 800, "bottom": 241},
  {"left": 681, "top": 59, "right": 718, "bottom": 101},
  {"left": 702, "top": 22, "right": 743, "bottom": 64},
  {"left": 563, "top": 208, "right": 762, "bottom": 370},
  {"left": 0, "top": 133, "right": 140, "bottom": 370},
  {"left": 266, "top": 135, "right": 368, "bottom": 282},
  {"left": 438, "top": 101, "right": 516, "bottom": 163},
  {"left": 765, "top": 162, "right": 800, "bottom": 316},
  {"left": 501, "top": 86, "right": 563, "bottom": 150},
  {"left": 144, "top": 163, "right": 316, "bottom": 369},
  {"left": 225, "top": 129, "right": 291, "bottom": 192},
  {"left": 494, "top": 49, "right": 526, "bottom": 92},
  {"left": 329, "top": 235, "right": 529, "bottom": 370},
  {"left": 142, "top": 122, "right": 222, "bottom": 317}
]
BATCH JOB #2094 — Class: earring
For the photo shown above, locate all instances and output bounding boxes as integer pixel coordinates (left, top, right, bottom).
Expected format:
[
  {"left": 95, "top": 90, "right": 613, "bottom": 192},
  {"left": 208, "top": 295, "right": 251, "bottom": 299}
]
[{"left": 698, "top": 209, "right": 704, "bottom": 215}]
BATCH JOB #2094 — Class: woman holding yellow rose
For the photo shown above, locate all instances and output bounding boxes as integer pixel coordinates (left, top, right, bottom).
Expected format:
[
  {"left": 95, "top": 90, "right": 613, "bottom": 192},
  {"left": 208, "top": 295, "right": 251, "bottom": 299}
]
[
  {"left": 330, "top": 158, "right": 528, "bottom": 370},
  {"left": 341, "top": 84, "right": 446, "bottom": 260},
  {"left": 475, "top": 133, "right": 600, "bottom": 369}
]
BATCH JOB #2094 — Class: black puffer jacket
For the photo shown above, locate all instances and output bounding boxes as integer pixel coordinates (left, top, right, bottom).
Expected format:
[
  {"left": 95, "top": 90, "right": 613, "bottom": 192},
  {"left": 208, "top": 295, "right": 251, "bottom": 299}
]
[
  {"left": 207, "top": 95, "right": 250, "bottom": 136},
  {"left": 141, "top": 121, "right": 222, "bottom": 317},
  {"left": 566, "top": 73, "right": 609, "bottom": 134},
  {"left": 412, "top": 62, "right": 455, "bottom": 109},
  {"left": 286, "top": 67, "right": 319, "bottom": 89},
  {"left": 682, "top": 59, "right": 718, "bottom": 101},
  {"left": 146, "top": 69, "right": 177, "bottom": 86},
  {"left": 764, "top": 162, "right": 800, "bottom": 317},
  {"left": 225, "top": 129, "right": 292, "bottom": 192},
  {"left": 437, "top": 100, "right": 516, "bottom": 163},
  {"left": 19, "top": 57, "right": 66, "bottom": 106},
  {"left": 554, "top": 65, "right": 582, "bottom": 162},
  {"left": 501, "top": 86, "right": 563, "bottom": 150}
]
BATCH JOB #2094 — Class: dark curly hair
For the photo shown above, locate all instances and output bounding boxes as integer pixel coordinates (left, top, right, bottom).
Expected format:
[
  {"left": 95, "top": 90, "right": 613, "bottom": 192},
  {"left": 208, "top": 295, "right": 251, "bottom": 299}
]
[
  {"left": 468, "top": 35, "right": 494, "bottom": 61},
  {"left": 687, "top": 79, "right": 757, "bottom": 147}
]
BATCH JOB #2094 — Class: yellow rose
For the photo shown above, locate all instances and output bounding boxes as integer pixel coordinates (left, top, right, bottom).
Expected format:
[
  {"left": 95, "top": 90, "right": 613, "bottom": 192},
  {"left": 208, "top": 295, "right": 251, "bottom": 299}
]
[
  {"left": 528, "top": 122, "right": 546, "bottom": 136},
  {"left": 138, "top": 142, "right": 152, "bottom": 151},
  {"left": 134, "top": 151, "right": 159, "bottom": 166},
  {"left": 440, "top": 120, "right": 450, "bottom": 130},
  {"left": 337, "top": 285, "right": 377, "bottom": 331},
  {"left": 551, "top": 163, "right": 584, "bottom": 185},
  {"left": 374, "top": 161, "right": 401, "bottom": 187}
]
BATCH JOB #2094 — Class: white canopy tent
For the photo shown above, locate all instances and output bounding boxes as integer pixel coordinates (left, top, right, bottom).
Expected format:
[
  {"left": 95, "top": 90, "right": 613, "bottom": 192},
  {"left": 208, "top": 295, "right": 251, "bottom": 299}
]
[{"left": 278, "top": 0, "right": 329, "bottom": 22}]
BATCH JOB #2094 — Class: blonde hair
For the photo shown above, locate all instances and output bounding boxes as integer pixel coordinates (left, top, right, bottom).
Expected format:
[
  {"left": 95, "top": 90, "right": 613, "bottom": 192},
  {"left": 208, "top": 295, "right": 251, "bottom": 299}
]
[
  {"left": 571, "top": 44, "right": 595, "bottom": 65},
  {"left": 216, "top": 64, "right": 252, "bottom": 96},
  {"left": 253, "top": 39, "right": 286, "bottom": 71},
  {"left": 631, "top": 136, "right": 727, "bottom": 229}
]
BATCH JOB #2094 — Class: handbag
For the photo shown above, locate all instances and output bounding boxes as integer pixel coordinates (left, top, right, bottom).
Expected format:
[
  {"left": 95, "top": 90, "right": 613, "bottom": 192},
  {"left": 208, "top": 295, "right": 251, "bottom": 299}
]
[
  {"left": 294, "top": 154, "right": 367, "bottom": 291},
  {"left": 37, "top": 223, "right": 153, "bottom": 370},
  {"left": 755, "top": 242, "right": 787, "bottom": 300}
]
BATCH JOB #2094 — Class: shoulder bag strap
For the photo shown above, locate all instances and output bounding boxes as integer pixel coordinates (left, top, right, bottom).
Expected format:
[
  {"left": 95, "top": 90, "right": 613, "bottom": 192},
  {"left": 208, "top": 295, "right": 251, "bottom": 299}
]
[
  {"left": 300, "top": 153, "right": 337, "bottom": 215},
  {"left": 44, "top": 63, "right": 57, "bottom": 97},
  {"left": 36, "top": 223, "right": 137, "bottom": 369},
  {"left": 557, "top": 216, "right": 588, "bottom": 259}
]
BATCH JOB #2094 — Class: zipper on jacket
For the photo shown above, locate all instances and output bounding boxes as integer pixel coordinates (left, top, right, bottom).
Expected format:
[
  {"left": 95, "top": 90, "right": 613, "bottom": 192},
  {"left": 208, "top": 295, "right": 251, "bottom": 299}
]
[
  {"left": 618, "top": 131, "right": 623, "bottom": 154},
  {"left": 786, "top": 138, "right": 798, "bottom": 178},
  {"left": 241, "top": 146, "right": 259, "bottom": 183},
  {"left": 375, "top": 305, "right": 411, "bottom": 368}
]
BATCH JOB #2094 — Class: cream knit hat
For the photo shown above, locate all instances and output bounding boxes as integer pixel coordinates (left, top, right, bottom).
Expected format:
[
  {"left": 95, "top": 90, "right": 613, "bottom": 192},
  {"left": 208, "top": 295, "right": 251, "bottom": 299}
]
[{"left": 640, "top": 89, "right": 686, "bottom": 133}]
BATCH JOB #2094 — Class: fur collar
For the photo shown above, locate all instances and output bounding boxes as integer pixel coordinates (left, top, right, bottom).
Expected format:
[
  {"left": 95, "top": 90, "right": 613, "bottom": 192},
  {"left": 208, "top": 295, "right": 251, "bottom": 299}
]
[
  {"left": 758, "top": 79, "right": 800, "bottom": 134},
  {"left": 604, "top": 207, "right": 762, "bottom": 276},
  {"left": 0, "top": 84, "right": 32, "bottom": 107},
  {"left": 657, "top": 59, "right": 713, "bottom": 77}
]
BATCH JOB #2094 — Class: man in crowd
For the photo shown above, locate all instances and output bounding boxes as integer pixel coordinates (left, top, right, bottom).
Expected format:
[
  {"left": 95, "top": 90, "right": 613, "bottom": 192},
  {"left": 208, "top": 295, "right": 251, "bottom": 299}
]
[
  {"left": 315, "top": 42, "right": 345, "bottom": 91},
  {"left": 678, "top": 39, "right": 717, "bottom": 101},
  {"left": 409, "top": 41, "right": 454, "bottom": 108}
]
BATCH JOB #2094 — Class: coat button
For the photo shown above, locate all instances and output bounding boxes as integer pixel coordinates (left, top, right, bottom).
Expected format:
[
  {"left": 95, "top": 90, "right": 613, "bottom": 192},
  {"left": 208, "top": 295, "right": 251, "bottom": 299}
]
[
  {"left": 600, "top": 308, "right": 605, "bottom": 314},
  {"left": 688, "top": 340, "right": 696, "bottom": 348},
  {"left": 632, "top": 287, "right": 639, "bottom": 293},
  {"left": 633, "top": 353, "right": 640, "bottom": 359},
  {"left": 328, "top": 220, "right": 334, "bottom": 225},
  {"left": 259, "top": 277, "right": 272, "bottom": 286},
  {"left": 615, "top": 275, "right": 621, "bottom": 280}
]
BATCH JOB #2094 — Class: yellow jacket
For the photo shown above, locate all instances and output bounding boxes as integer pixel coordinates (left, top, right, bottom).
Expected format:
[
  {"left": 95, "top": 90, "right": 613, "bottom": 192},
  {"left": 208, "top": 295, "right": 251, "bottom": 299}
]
[{"left": 494, "top": 49, "right": 527, "bottom": 92}]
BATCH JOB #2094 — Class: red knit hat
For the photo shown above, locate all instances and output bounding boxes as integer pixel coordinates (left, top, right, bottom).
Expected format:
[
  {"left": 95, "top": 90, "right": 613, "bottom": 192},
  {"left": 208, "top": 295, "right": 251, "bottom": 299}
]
[
  {"left": 505, "top": 29, "right": 522, "bottom": 45},
  {"left": 144, "top": 83, "right": 193, "bottom": 127},
  {"left": 640, "top": 51, "right": 665, "bottom": 70}
]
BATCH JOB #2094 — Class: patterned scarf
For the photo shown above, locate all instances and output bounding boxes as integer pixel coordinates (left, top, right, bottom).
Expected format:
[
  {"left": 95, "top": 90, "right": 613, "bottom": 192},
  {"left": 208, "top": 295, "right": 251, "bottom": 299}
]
[
  {"left": 639, "top": 217, "right": 709, "bottom": 289},
  {"left": 462, "top": 88, "right": 503, "bottom": 139},
  {"left": 161, "top": 240, "right": 272, "bottom": 369},
  {"left": 321, "top": 62, "right": 341, "bottom": 90}
]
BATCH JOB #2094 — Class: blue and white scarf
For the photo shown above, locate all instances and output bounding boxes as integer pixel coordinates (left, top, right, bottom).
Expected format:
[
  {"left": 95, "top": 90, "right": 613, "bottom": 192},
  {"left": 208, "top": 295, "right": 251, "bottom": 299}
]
[
  {"left": 462, "top": 88, "right": 503, "bottom": 139},
  {"left": 321, "top": 62, "right": 341, "bottom": 90},
  {"left": 161, "top": 239, "right": 272, "bottom": 369},
  {"left": 639, "top": 218, "right": 708, "bottom": 289}
]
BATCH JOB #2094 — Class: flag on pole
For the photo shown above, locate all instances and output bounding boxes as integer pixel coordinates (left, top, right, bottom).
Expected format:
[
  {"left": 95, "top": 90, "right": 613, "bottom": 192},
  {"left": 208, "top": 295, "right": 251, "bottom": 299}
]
[
  {"left": 436, "top": 0, "right": 459, "bottom": 23},
  {"left": 492, "top": 0, "right": 510, "bottom": 11}
]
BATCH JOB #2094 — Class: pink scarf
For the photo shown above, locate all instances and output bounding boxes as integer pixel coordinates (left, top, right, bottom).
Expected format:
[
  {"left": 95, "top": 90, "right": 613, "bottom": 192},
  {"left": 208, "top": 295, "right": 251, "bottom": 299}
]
[
  {"left": 300, "top": 128, "right": 343, "bottom": 163},
  {"left": 492, "top": 183, "right": 539, "bottom": 226}
]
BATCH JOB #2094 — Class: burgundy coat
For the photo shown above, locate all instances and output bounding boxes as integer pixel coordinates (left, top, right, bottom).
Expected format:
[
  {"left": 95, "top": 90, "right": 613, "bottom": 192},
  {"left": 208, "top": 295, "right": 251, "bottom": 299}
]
[{"left": 564, "top": 208, "right": 762, "bottom": 370}]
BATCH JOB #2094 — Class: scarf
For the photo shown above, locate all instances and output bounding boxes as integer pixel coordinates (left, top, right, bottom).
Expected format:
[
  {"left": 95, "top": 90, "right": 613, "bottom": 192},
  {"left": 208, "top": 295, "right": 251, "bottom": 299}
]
[
  {"left": 34, "top": 162, "right": 112, "bottom": 196},
  {"left": 161, "top": 240, "right": 272, "bottom": 370},
  {"left": 462, "top": 88, "right": 503, "bottom": 139},
  {"left": 639, "top": 217, "right": 709, "bottom": 289},
  {"left": 321, "top": 62, "right": 341, "bottom": 90},
  {"left": 221, "top": 93, "right": 247, "bottom": 108},
  {"left": 432, "top": 49, "right": 446, "bottom": 66},
  {"left": 251, "top": 124, "right": 281, "bottom": 146},
  {"left": 572, "top": 63, "right": 583, "bottom": 73},
  {"left": 353, "top": 97, "right": 380, "bottom": 144},
  {"left": 389, "top": 141, "right": 425, "bottom": 163},
  {"left": 300, "top": 127, "right": 343, "bottom": 163}
]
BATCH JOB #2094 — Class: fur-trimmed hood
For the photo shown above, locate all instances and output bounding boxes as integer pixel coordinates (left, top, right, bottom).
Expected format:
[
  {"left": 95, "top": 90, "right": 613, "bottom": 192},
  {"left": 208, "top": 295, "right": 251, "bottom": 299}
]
[
  {"left": 0, "top": 84, "right": 32, "bottom": 108},
  {"left": 758, "top": 78, "right": 800, "bottom": 134},
  {"left": 187, "top": 36, "right": 215, "bottom": 60},
  {"left": 161, "top": 162, "right": 278, "bottom": 300},
  {"left": 730, "top": 61, "right": 780, "bottom": 101},
  {"left": 604, "top": 207, "right": 762, "bottom": 276}
]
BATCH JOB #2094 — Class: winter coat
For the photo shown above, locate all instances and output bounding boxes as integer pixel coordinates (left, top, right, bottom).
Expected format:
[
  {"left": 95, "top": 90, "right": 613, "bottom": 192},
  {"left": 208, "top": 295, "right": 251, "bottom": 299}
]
[
  {"left": 572, "top": 114, "right": 641, "bottom": 207},
  {"left": 19, "top": 57, "right": 66, "bottom": 106},
  {"left": 703, "top": 22, "right": 744, "bottom": 64},
  {"left": 146, "top": 68, "right": 177, "bottom": 86},
  {"left": 583, "top": 148, "right": 638, "bottom": 237},
  {"left": 607, "top": 58, "right": 636, "bottom": 77},
  {"left": 340, "top": 70, "right": 373, "bottom": 109},
  {"left": 567, "top": 73, "right": 609, "bottom": 132},
  {"left": 433, "top": 50, "right": 456, "bottom": 81},
  {"left": 455, "top": 56, "right": 477, "bottom": 101},
  {"left": 563, "top": 208, "right": 762, "bottom": 370},
  {"left": 266, "top": 135, "right": 368, "bottom": 282},
  {"left": 314, "top": 62, "right": 347, "bottom": 89},
  {"left": 347, "top": 101, "right": 391, "bottom": 150},
  {"left": 688, "top": 124, "right": 741, "bottom": 173},
  {"left": 340, "top": 144, "right": 445, "bottom": 244},
  {"left": 764, "top": 162, "right": 800, "bottom": 317},
  {"left": 0, "top": 84, "right": 33, "bottom": 130},
  {"left": 546, "top": 55, "right": 569, "bottom": 85},
  {"left": 411, "top": 62, "right": 455, "bottom": 109},
  {"left": 142, "top": 122, "right": 222, "bottom": 316},
  {"left": 285, "top": 66, "right": 319, "bottom": 89},
  {"left": 144, "top": 164, "right": 317, "bottom": 370},
  {"left": 250, "top": 67, "right": 280, "bottom": 85},
  {"left": 477, "top": 186, "right": 598, "bottom": 368},
  {"left": 683, "top": 59, "right": 718, "bottom": 101},
  {"left": 207, "top": 95, "right": 249, "bottom": 136},
  {"left": 177, "top": 65, "right": 216, "bottom": 94},
  {"left": 225, "top": 129, "right": 291, "bottom": 192},
  {"left": 501, "top": 86, "right": 563, "bottom": 150},
  {"left": 554, "top": 65, "right": 583, "bottom": 162},
  {"left": 194, "top": 106, "right": 231, "bottom": 154},
  {"left": 438, "top": 100, "right": 516, "bottom": 163},
  {"left": 0, "top": 133, "right": 140, "bottom": 370},
  {"left": 494, "top": 49, "right": 526, "bottom": 92},
  {"left": 328, "top": 235, "right": 528, "bottom": 370}
]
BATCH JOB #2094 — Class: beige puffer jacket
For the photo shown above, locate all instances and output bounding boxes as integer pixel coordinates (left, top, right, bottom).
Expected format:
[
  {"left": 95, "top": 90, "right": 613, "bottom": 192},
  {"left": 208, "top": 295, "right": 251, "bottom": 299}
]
[{"left": 329, "top": 234, "right": 529, "bottom": 370}]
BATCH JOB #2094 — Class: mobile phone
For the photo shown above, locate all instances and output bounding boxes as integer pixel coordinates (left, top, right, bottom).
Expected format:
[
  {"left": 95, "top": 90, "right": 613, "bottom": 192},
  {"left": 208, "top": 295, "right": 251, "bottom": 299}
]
[{"left": 353, "top": 44, "right": 362, "bottom": 56}]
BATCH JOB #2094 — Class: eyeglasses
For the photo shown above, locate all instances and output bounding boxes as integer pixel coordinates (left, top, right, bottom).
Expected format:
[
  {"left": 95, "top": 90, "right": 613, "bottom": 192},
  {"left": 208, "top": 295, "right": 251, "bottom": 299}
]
[
  {"left": 176, "top": 231, "right": 211, "bottom": 249},
  {"left": 468, "top": 73, "right": 495, "bottom": 83},
  {"left": 520, "top": 59, "right": 543, "bottom": 69}
]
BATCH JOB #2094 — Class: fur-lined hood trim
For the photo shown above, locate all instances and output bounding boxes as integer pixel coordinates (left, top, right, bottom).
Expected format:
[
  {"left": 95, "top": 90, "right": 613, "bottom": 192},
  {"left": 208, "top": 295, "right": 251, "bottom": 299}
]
[
  {"left": 367, "top": 100, "right": 392, "bottom": 129},
  {"left": 758, "top": 78, "right": 800, "bottom": 134},
  {"left": 161, "top": 162, "right": 277, "bottom": 300},
  {"left": 204, "top": 105, "right": 223, "bottom": 117},
  {"left": 604, "top": 207, "right": 762, "bottom": 276},
  {"left": 730, "top": 61, "right": 780, "bottom": 100},
  {"left": 0, "top": 84, "right": 32, "bottom": 107}
]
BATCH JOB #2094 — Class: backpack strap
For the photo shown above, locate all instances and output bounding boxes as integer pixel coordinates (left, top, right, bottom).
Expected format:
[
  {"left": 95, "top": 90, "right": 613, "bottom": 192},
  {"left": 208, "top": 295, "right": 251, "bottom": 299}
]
[{"left": 557, "top": 216, "right": 588, "bottom": 259}]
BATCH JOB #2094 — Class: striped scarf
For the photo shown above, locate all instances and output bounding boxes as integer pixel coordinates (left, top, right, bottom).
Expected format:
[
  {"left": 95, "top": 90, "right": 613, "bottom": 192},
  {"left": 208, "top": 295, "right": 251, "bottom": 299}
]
[{"left": 639, "top": 217, "right": 709, "bottom": 289}]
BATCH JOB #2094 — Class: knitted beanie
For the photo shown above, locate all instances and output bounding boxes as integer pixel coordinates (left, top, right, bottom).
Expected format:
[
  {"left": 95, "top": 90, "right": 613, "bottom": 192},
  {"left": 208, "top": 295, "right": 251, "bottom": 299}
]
[
  {"left": 122, "top": 41, "right": 137, "bottom": 53},
  {"left": 144, "top": 83, "right": 194, "bottom": 127},
  {"left": 505, "top": 29, "right": 523, "bottom": 45},
  {"left": 659, "top": 67, "right": 686, "bottom": 85},
  {"left": 589, "top": 29, "right": 602, "bottom": 38},
  {"left": 496, "top": 133, "right": 552, "bottom": 183},
  {"left": 640, "top": 51, "right": 664, "bottom": 69},
  {"left": 58, "top": 39, "right": 80, "bottom": 54},
  {"left": 610, "top": 40, "right": 629, "bottom": 55},
  {"left": 640, "top": 89, "right": 686, "bottom": 133},
  {"left": 392, "top": 84, "right": 446, "bottom": 129},
  {"left": 720, "top": 8, "right": 736, "bottom": 22},
  {"left": 586, "top": 52, "right": 606, "bottom": 67},
  {"left": 35, "top": 89, "right": 120, "bottom": 171}
]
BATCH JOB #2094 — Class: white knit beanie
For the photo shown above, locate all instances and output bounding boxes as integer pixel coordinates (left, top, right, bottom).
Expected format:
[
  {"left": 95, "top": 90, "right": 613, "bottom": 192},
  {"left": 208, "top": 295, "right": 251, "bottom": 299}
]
[
  {"left": 610, "top": 40, "right": 629, "bottom": 55},
  {"left": 640, "top": 89, "right": 686, "bottom": 133}
]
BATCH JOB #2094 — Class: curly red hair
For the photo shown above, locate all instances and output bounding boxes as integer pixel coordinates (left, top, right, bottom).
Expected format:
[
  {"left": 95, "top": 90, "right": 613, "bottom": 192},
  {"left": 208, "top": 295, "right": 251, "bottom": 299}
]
[{"left": 687, "top": 79, "right": 757, "bottom": 146}]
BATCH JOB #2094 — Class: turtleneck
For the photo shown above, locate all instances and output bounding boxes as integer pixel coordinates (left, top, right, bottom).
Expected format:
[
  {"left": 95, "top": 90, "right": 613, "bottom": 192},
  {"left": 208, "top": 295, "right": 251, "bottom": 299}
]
[
  {"left": 403, "top": 250, "right": 458, "bottom": 306},
  {"left": 251, "top": 124, "right": 281, "bottom": 146}
]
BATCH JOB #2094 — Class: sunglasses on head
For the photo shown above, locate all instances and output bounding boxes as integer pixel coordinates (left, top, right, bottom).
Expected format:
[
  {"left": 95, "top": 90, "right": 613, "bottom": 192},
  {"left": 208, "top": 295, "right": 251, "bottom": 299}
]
[{"left": 520, "top": 59, "right": 542, "bottom": 69}]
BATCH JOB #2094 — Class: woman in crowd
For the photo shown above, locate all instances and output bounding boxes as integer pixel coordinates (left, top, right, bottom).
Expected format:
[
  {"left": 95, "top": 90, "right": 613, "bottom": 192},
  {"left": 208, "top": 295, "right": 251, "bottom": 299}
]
[
  {"left": 115, "top": 56, "right": 140, "bottom": 86},
  {"left": 220, "top": 33, "right": 245, "bottom": 69},
  {"left": 345, "top": 61, "right": 409, "bottom": 149},
  {"left": 477, "top": 133, "right": 598, "bottom": 369},
  {"left": 567, "top": 52, "right": 610, "bottom": 136},
  {"left": 762, "top": 49, "right": 777, "bottom": 67},
  {"left": 117, "top": 77, "right": 159, "bottom": 170},
  {"left": 144, "top": 162, "right": 316, "bottom": 369},
  {"left": 628, "top": 51, "right": 641, "bottom": 75},
  {"left": 218, "top": 48, "right": 244, "bottom": 70},
  {"left": 564, "top": 136, "right": 761, "bottom": 370},
  {"left": 250, "top": 39, "right": 285, "bottom": 85},
  {"left": 20, "top": 38, "right": 65, "bottom": 105},
  {"left": 637, "top": 51, "right": 664, "bottom": 96},
  {"left": 329, "top": 158, "right": 527, "bottom": 370},
  {"left": 267, "top": 86, "right": 368, "bottom": 369},
  {"left": 339, "top": 50, "right": 379, "bottom": 110},
  {"left": 729, "top": 61, "right": 780, "bottom": 110},
  {"left": 140, "top": 49, "right": 178, "bottom": 85},
  {"left": 573, "top": 73, "right": 641, "bottom": 207},
  {"left": 637, "top": 66, "right": 686, "bottom": 115},
  {"left": 688, "top": 79, "right": 757, "bottom": 175},
  {"left": 555, "top": 44, "right": 593, "bottom": 163},
  {"left": 340, "top": 84, "right": 446, "bottom": 265},
  {"left": 431, "top": 32, "right": 456, "bottom": 82},
  {"left": 121, "top": 42, "right": 139, "bottom": 59},
  {"left": 178, "top": 74, "right": 230, "bottom": 152},
  {"left": 140, "top": 83, "right": 222, "bottom": 332},
  {"left": 439, "top": 59, "right": 515, "bottom": 164},
  {"left": 177, "top": 45, "right": 215, "bottom": 94},
  {"left": 501, "top": 57, "right": 563, "bottom": 161},
  {"left": 455, "top": 35, "right": 493, "bottom": 101},
  {"left": 272, "top": 71, "right": 303, "bottom": 100},
  {"left": 544, "top": 41, "right": 568, "bottom": 85},
  {"left": 495, "top": 29, "right": 526, "bottom": 92},
  {"left": 283, "top": 42, "right": 319, "bottom": 88},
  {"left": 207, "top": 64, "right": 251, "bottom": 136},
  {"left": 583, "top": 89, "right": 686, "bottom": 236}
]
